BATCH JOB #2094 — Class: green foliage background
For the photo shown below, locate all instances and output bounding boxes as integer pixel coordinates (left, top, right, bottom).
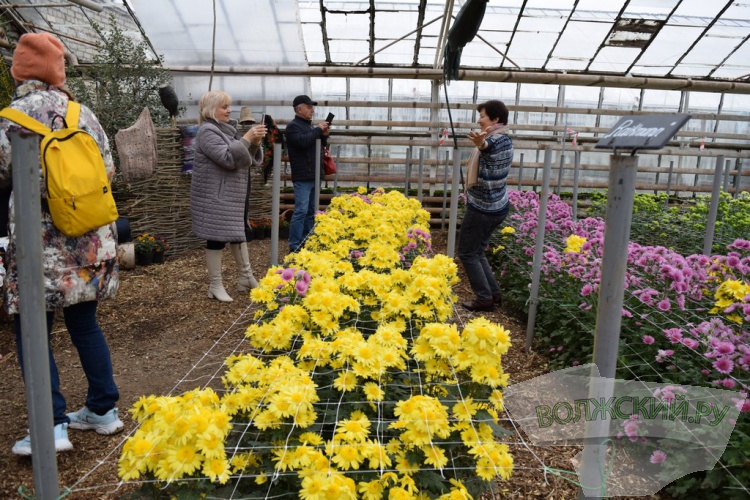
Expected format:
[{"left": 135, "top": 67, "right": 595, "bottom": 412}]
[{"left": 66, "top": 14, "right": 174, "bottom": 168}]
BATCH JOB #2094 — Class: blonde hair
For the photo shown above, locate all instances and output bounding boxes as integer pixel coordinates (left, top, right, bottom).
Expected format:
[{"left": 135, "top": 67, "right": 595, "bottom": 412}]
[{"left": 198, "top": 91, "right": 231, "bottom": 123}]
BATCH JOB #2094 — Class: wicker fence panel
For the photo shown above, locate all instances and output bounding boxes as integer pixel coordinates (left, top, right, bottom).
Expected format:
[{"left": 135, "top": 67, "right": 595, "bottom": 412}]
[{"left": 114, "top": 127, "right": 276, "bottom": 256}]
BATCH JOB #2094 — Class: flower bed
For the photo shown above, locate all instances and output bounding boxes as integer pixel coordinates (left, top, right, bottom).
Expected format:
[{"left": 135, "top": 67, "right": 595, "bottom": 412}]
[
  {"left": 119, "top": 188, "right": 514, "bottom": 498},
  {"left": 490, "top": 189, "right": 750, "bottom": 497}
]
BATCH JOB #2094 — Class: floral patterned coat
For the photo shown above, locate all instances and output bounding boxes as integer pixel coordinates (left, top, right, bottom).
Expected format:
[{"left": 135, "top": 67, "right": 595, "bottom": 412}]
[{"left": 0, "top": 81, "right": 119, "bottom": 314}]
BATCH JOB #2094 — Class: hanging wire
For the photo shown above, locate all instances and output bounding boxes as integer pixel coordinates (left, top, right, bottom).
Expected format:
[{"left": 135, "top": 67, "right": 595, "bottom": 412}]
[
  {"left": 442, "top": 80, "right": 465, "bottom": 189},
  {"left": 208, "top": 0, "right": 216, "bottom": 91}
]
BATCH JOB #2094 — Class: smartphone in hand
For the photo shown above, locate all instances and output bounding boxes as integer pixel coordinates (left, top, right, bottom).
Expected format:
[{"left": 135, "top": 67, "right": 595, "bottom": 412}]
[{"left": 325, "top": 112, "right": 334, "bottom": 124}]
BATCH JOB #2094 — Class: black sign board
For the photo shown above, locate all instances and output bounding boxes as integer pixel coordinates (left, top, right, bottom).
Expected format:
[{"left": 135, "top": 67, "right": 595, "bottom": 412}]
[{"left": 595, "top": 114, "right": 691, "bottom": 151}]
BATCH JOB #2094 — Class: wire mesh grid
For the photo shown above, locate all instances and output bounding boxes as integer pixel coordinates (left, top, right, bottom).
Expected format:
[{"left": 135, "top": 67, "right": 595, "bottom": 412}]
[
  {"left": 59, "top": 190, "right": 577, "bottom": 499},
  {"left": 491, "top": 188, "right": 750, "bottom": 496}
]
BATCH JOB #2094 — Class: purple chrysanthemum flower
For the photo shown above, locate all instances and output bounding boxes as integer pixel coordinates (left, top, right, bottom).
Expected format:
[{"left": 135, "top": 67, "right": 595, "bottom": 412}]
[
  {"left": 713, "top": 357, "right": 734, "bottom": 375},
  {"left": 650, "top": 450, "right": 667, "bottom": 464}
]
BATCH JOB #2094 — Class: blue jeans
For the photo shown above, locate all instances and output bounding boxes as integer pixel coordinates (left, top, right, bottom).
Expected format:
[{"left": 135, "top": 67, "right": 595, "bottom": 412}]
[
  {"left": 289, "top": 180, "right": 316, "bottom": 252},
  {"left": 14, "top": 301, "right": 119, "bottom": 425},
  {"left": 458, "top": 207, "right": 507, "bottom": 301}
]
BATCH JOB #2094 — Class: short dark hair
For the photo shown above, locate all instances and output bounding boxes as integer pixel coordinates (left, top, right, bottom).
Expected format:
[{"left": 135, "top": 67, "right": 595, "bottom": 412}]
[{"left": 477, "top": 100, "right": 509, "bottom": 125}]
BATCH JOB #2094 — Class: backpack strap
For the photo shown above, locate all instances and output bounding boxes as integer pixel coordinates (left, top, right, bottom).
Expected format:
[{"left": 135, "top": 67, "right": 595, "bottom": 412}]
[
  {"left": 0, "top": 107, "right": 51, "bottom": 136},
  {"left": 66, "top": 100, "right": 81, "bottom": 130}
]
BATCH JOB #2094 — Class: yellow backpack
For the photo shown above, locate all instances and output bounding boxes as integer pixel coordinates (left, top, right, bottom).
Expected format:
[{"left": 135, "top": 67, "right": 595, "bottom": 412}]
[{"left": 0, "top": 100, "right": 118, "bottom": 237}]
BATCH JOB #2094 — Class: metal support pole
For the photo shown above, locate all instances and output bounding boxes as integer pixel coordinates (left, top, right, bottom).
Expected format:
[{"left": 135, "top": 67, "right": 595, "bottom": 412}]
[
  {"left": 722, "top": 159, "right": 731, "bottom": 192},
  {"left": 270, "top": 143, "right": 281, "bottom": 266},
  {"left": 572, "top": 150, "right": 581, "bottom": 221},
  {"left": 404, "top": 147, "right": 412, "bottom": 197},
  {"left": 734, "top": 159, "right": 744, "bottom": 197},
  {"left": 663, "top": 160, "right": 674, "bottom": 209},
  {"left": 314, "top": 139, "right": 321, "bottom": 212},
  {"left": 654, "top": 155, "right": 662, "bottom": 195},
  {"left": 525, "top": 148, "right": 553, "bottom": 351},
  {"left": 333, "top": 146, "right": 340, "bottom": 196},
  {"left": 441, "top": 151, "right": 449, "bottom": 230},
  {"left": 578, "top": 154, "right": 639, "bottom": 499},
  {"left": 517, "top": 153, "right": 524, "bottom": 190},
  {"left": 12, "top": 132, "right": 60, "bottom": 499},
  {"left": 417, "top": 148, "right": 424, "bottom": 204},
  {"left": 703, "top": 155, "right": 725, "bottom": 255},
  {"left": 556, "top": 153, "right": 565, "bottom": 196},
  {"left": 447, "top": 149, "right": 461, "bottom": 258}
]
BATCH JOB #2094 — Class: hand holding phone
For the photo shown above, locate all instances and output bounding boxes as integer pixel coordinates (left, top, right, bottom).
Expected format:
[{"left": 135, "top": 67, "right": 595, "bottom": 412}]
[{"left": 325, "top": 112, "right": 334, "bottom": 124}]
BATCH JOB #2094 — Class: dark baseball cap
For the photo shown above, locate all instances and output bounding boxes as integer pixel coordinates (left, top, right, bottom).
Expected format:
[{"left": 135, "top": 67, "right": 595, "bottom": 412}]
[{"left": 293, "top": 95, "right": 318, "bottom": 107}]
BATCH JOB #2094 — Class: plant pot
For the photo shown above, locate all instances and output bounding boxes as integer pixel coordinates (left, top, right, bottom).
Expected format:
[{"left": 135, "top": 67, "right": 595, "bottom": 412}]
[
  {"left": 135, "top": 250, "right": 154, "bottom": 266},
  {"left": 279, "top": 227, "right": 289, "bottom": 239},
  {"left": 152, "top": 251, "right": 165, "bottom": 264}
]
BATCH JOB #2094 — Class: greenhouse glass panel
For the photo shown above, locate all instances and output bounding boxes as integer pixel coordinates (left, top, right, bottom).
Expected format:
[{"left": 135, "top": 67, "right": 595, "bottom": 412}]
[
  {"left": 516, "top": 15, "right": 567, "bottom": 34},
  {"left": 525, "top": 0, "right": 576, "bottom": 10},
  {"left": 310, "top": 77, "right": 348, "bottom": 99},
  {"left": 636, "top": 66, "right": 677, "bottom": 76},
  {"left": 476, "top": 82, "right": 518, "bottom": 104},
  {"left": 375, "top": 11, "right": 419, "bottom": 39},
  {"left": 420, "top": 13, "right": 445, "bottom": 37},
  {"left": 575, "top": 0, "right": 623, "bottom": 14},
  {"left": 377, "top": 41, "right": 419, "bottom": 65},
  {"left": 637, "top": 26, "right": 703, "bottom": 68},
  {"left": 347, "top": 79, "right": 391, "bottom": 100},
  {"left": 327, "top": 13, "right": 370, "bottom": 40},
  {"left": 329, "top": 40, "right": 371, "bottom": 63},
  {"left": 641, "top": 90, "right": 681, "bottom": 111},
  {"left": 589, "top": 47, "right": 640, "bottom": 73},
  {"left": 721, "top": 94, "right": 750, "bottom": 113},
  {"left": 724, "top": 2, "right": 750, "bottom": 20},
  {"left": 622, "top": 0, "right": 678, "bottom": 19},
  {"left": 672, "top": 0, "right": 727, "bottom": 20},
  {"left": 483, "top": 12, "right": 524, "bottom": 35},
  {"left": 174, "top": 74, "right": 309, "bottom": 121},
  {"left": 714, "top": 44, "right": 750, "bottom": 79},
  {"left": 551, "top": 21, "right": 610, "bottom": 60},
  {"left": 418, "top": 46, "right": 439, "bottom": 66},
  {"left": 600, "top": 87, "right": 640, "bottom": 110},
  {"left": 686, "top": 92, "right": 722, "bottom": 112},
  {"left": 392, "top": 80, "right": 433, "bottom": 101},
  {"left": 130, "top": 0, "right": 304, "bottom": 67},
  {"left": 302, "top": 24, "right": 326, "bottom": 63},
  {"left": 299, "top": 5, "right": 322, "bottom": 23},
  {"left": 460, "top": 41, "right": 507, "bottom": 68},
  {"left": 506, "top": 32, "right": 559, "bottom": 69},
  {"left": 675, "top": 26, "right": 748, "bottom": 72}
]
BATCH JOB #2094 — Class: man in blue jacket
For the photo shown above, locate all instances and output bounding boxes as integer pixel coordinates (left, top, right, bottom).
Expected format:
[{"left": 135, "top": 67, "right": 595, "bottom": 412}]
[{"left": 285, "top": 95, "right": 330, "bottom": 252}]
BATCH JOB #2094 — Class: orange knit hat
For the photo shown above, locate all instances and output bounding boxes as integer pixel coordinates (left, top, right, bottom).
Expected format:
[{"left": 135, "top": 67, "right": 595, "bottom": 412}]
[{"left": 11, "top": 33, "right": 66, "bottom": 87}]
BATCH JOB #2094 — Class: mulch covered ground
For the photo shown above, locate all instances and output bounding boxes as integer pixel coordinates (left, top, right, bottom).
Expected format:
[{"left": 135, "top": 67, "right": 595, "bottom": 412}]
[{"left": 0, "top": 231, "right": 663, "bottom": 499}]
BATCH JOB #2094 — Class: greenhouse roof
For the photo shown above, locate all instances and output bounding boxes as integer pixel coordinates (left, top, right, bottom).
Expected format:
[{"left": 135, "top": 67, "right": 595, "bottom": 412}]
[{"left": 123, "top": 0, "right": 750, "bottom": 82}]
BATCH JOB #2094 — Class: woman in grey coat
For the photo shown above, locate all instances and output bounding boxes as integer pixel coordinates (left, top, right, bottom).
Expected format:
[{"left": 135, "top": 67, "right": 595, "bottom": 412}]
[{"left": 190, "top": 91, "right": 266, "bottom": 302}]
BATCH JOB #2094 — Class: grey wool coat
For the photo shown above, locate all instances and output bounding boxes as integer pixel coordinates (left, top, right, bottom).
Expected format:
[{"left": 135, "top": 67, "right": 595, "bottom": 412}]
[{"left": 190, "top": 119, "right": 262, "bottom": 242}]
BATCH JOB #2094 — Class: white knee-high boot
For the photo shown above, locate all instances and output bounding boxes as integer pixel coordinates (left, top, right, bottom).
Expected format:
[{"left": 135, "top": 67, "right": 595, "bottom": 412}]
[
  {"left": 230, "top": 242, "right": 259, "bottom": 291},
  {"left": 205, "top": 249, "right": 233, "bottom": 302}
]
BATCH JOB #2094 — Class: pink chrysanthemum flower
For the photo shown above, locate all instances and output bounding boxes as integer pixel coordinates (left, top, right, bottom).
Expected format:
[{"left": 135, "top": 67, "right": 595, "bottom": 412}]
[
  {"left": 650, "top": 450, "right": 667, "bottom": 464},
  {"left": 713, "top": 357, "right": 734, "bottom": 375}
]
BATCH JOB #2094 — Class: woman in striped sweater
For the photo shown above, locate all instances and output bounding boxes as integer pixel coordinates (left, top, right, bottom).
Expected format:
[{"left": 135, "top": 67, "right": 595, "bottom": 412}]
[{"left": 458, "top": 100, "right": 513, "bottom": 312}]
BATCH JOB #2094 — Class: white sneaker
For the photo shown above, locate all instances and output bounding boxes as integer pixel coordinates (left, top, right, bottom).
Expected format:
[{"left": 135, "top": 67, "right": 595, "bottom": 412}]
[
  {"left": 12, "top": 423, "right": 73, "bottom": 456},
  {"left": 67, "top": 407, "right": 124, "bottom": 435}
]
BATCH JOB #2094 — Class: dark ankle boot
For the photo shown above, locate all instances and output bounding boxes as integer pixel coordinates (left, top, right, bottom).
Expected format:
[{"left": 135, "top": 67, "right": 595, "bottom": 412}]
[
  {"left": 462, "top": 298, "right": 494, "bottom": 312},
  {"left": 493, "top": 294, "right": 502, "bottom": 307}
]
